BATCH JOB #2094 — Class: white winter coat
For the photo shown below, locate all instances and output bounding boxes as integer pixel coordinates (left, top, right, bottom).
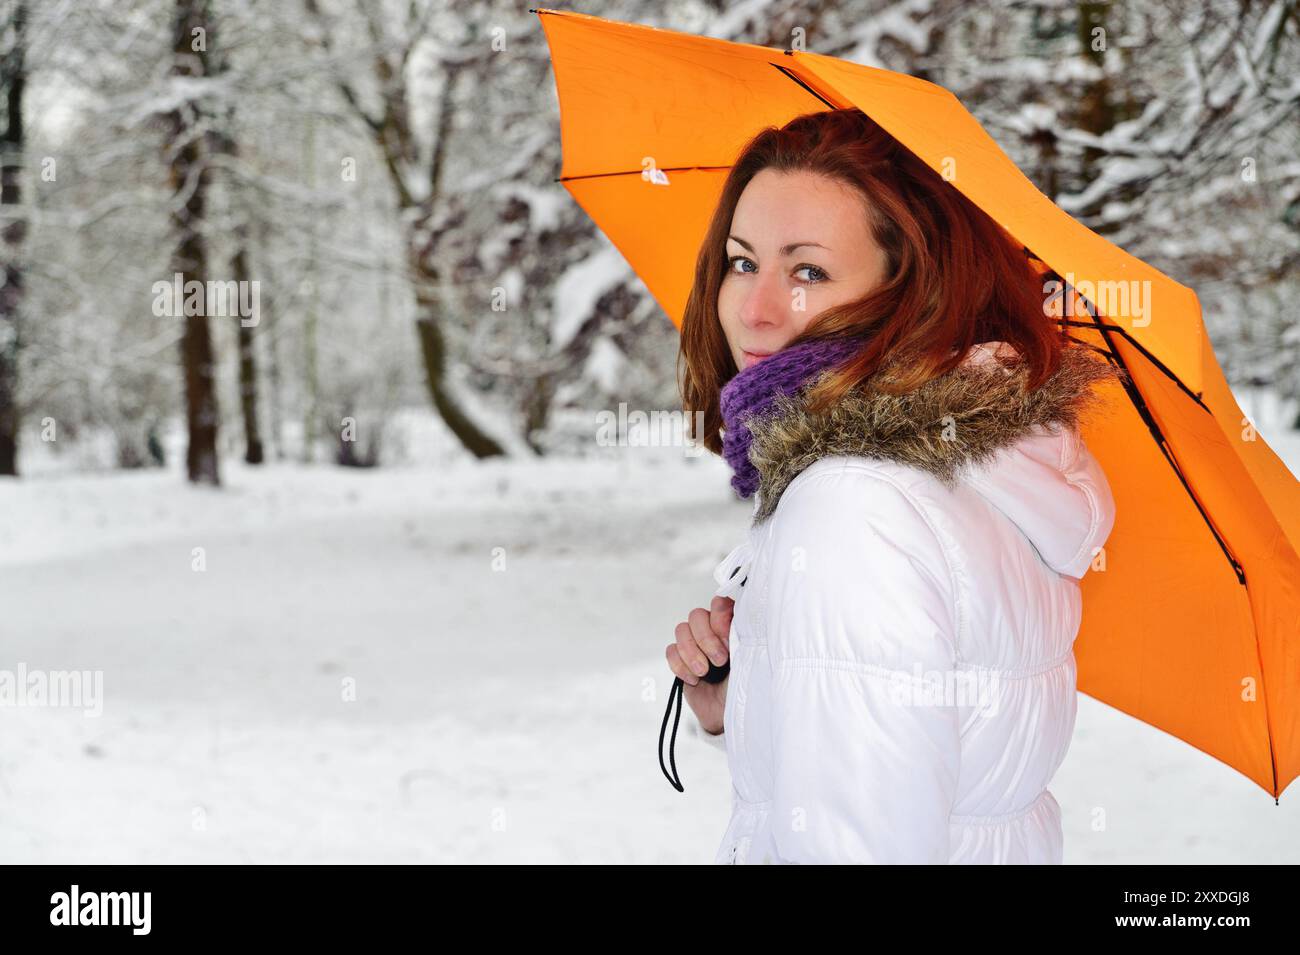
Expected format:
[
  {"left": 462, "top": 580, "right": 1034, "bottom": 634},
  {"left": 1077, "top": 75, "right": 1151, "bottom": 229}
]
[{"left": 700, "top": 340, "right": 1122, "bottom": 864}]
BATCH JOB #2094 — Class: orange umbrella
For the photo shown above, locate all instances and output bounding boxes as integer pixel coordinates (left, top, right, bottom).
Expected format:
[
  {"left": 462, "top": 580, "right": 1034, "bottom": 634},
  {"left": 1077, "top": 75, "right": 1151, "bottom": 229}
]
[{"left": 533, "top": 8, "right": 1300, "bottom": 802}]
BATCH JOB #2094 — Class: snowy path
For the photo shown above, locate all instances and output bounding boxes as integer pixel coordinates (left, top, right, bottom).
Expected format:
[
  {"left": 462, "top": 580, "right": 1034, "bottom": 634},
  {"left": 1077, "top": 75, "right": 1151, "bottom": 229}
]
[{"left": 1, "top": 437, "right": 1297, "bottom": 863}]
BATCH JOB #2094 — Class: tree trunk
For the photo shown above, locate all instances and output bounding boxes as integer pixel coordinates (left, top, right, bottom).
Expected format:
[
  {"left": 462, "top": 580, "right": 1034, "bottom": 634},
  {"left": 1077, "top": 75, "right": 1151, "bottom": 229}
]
[
  {"left": 257, "top": 217, "right": 285, "bottom": 460},
  {"left": 210, "top": 59, "right": 262, "bottom": 466},
  {"left": 169, "top": 0, "right": 220, "bottom": 485},
  {"left": 335, "top": 392, "right": 377, "bottom": 468},
  {"left": 233, "top": 244, "right": 263, "bottom": 464},
  {"left": 412, "top": 286, "right": 504, "bottom": 459},
  {"left": 521, "top": 372, "right": 553, "bottom": 456},
  {"left": 0, "top": 0, "right": 27, "bottom": 477},
  {"left": 301, "top": 115, "right": 320, "bottom": 464}
]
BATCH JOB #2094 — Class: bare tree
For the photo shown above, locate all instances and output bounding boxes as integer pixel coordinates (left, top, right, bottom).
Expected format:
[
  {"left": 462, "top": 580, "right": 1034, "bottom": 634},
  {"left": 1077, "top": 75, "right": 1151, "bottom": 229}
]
[
  {"left": 303, "top": 0, "right": 504, "bottom": 458},
  {"left": 210, "top": 65, "right": 263, "bottom": 464},
  {"left": 0, "top": 0, "right": 26, "bottom": 476},
  {"left": 166, "top": 0, "right": 220, "bottom": 484}
]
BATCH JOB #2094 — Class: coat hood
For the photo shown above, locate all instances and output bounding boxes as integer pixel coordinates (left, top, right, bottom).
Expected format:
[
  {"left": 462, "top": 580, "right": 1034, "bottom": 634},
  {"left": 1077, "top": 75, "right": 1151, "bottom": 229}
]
[{"left": 744, "top": 339, "right": 1127, "bottom": 577}]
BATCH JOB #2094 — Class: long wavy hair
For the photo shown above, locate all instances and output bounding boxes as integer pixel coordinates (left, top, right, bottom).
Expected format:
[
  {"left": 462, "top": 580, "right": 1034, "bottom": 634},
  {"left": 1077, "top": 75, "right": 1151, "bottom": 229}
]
[{"left": 678, "top": 107, "right": 1064, "bottom": 456}]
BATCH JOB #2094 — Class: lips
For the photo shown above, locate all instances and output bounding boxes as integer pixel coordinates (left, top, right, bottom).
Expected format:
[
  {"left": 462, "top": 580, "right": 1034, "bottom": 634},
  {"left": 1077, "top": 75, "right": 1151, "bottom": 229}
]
[{"left": 741, "top": 349, "right": 774, "bottom": 369}]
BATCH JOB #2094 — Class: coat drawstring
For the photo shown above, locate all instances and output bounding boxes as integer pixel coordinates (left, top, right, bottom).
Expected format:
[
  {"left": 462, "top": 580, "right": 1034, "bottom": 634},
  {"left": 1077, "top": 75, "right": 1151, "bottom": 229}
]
[{"left": 659, "top": 566, "right": 744, "bottom": 792}]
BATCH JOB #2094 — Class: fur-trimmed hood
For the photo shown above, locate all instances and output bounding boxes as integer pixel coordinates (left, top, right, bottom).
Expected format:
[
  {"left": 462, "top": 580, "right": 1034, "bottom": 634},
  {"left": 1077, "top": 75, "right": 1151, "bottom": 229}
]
[{"left": 745, "top": 340, "right": 1127, "bottom": 537}]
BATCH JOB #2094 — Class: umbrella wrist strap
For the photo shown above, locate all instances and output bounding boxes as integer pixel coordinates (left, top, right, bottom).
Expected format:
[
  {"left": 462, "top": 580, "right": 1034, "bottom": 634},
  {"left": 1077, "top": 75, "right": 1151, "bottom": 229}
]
[{"left": 658, "top": 676, "right": 686, "bottom": 792}]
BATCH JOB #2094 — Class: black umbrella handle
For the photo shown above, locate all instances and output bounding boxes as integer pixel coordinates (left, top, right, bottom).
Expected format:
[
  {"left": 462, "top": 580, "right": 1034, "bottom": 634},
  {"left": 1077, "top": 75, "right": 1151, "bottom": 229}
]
[{"left": 704, "top": 567, "right": 739, "bottom": 683}]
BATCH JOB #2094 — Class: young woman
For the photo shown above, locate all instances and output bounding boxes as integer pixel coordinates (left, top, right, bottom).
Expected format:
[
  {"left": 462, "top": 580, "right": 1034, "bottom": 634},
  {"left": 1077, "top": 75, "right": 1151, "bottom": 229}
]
[{"left": 666, "top": 108, "right": 1124, "bottom": 864}]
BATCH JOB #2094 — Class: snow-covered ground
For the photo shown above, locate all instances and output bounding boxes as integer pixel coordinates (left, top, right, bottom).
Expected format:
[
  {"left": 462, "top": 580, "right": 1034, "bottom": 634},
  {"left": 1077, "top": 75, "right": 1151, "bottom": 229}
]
[{"left": 1, "top": 420, "right": 1297, "bottom": 864}]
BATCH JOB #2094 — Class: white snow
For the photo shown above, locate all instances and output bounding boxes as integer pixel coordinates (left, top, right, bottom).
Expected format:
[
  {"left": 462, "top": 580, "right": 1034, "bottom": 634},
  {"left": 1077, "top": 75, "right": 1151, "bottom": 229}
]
[
  {"left": 1, "top": 414, "right": 1298, "bottom": 863},
  {"left": 549, "top": 244, "right": 632, "bottom": 351},
  {"left": 583, "top": 337, "right": 627, "bottom": 395}
]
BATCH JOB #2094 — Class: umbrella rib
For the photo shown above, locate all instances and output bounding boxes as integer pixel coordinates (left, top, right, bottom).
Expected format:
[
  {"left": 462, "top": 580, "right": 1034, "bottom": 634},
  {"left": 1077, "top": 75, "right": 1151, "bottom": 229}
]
[
  {"left": 1034, "top": 249, "right": 1249, "bottom": 586},
  {"left": 1056, "top": 318, "right": 1208, "bottom": 411},
  {"left": 552, "top": 60, "right": 849, "bottom": 187},
  {"left": 1062, "top": 312, "right": 1248, "bottom": 587},
  {"left": 1023, "top": 244, "right": 1207, "bottom": 409},
  {"left": 555, "top": 166, "right": 732, "bottom": 183},
  {"left": 769, "top": 61, "right": 851, "bottom": 110}
]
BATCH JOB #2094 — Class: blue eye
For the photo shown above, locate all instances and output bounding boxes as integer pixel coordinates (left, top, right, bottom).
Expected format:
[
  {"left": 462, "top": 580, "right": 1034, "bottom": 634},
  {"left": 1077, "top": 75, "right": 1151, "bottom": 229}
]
[{"left": 726, "top": 256, "right": 828, "bottom": 284}]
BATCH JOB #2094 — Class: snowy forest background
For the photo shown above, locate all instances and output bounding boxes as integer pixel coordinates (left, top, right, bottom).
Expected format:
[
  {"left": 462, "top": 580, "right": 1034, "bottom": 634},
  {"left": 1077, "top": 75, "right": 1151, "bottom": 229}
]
[
  {"left": 1, "top": 0, "right": 1298, "bottom": 863},
  {"left": 1, "top": 0, "right": 1297, "bottom": 475}
]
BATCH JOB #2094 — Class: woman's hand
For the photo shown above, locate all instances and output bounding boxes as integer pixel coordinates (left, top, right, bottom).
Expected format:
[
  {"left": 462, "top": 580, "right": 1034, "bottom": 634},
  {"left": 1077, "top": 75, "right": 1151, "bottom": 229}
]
[{"left": 666, "top": 595, "right": 733, "bottom": 735}]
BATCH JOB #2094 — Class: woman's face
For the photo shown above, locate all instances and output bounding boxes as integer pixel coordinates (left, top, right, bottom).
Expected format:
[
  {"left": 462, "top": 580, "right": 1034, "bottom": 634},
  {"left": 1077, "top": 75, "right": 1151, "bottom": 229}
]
[{"left": 718, "top": 168, "right": 889, "bottom": 372}]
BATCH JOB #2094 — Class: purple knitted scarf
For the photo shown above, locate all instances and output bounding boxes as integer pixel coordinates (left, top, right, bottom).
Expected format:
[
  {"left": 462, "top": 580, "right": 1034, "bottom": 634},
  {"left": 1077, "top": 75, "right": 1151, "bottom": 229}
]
[{"left": 720, "top": 335, "right": 869, "bottom": 500}]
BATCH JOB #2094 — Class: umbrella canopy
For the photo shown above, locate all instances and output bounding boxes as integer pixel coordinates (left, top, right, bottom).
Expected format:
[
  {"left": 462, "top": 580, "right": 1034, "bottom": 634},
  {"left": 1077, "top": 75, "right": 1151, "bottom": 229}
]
[{"left": 534, "top": 7, "right": 1300, "bottom": 802}]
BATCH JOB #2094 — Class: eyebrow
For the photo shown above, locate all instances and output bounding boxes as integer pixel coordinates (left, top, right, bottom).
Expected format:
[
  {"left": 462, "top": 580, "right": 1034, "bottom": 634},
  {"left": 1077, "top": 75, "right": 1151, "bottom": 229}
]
[{"left": 727, "top": 235, "right": 829, "bottom": 256}]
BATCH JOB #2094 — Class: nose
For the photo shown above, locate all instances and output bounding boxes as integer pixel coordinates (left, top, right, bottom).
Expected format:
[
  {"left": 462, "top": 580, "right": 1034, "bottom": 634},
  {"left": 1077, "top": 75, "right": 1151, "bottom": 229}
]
[{"left": 736, "top": 269, "right": 792, "bottom": 334}]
